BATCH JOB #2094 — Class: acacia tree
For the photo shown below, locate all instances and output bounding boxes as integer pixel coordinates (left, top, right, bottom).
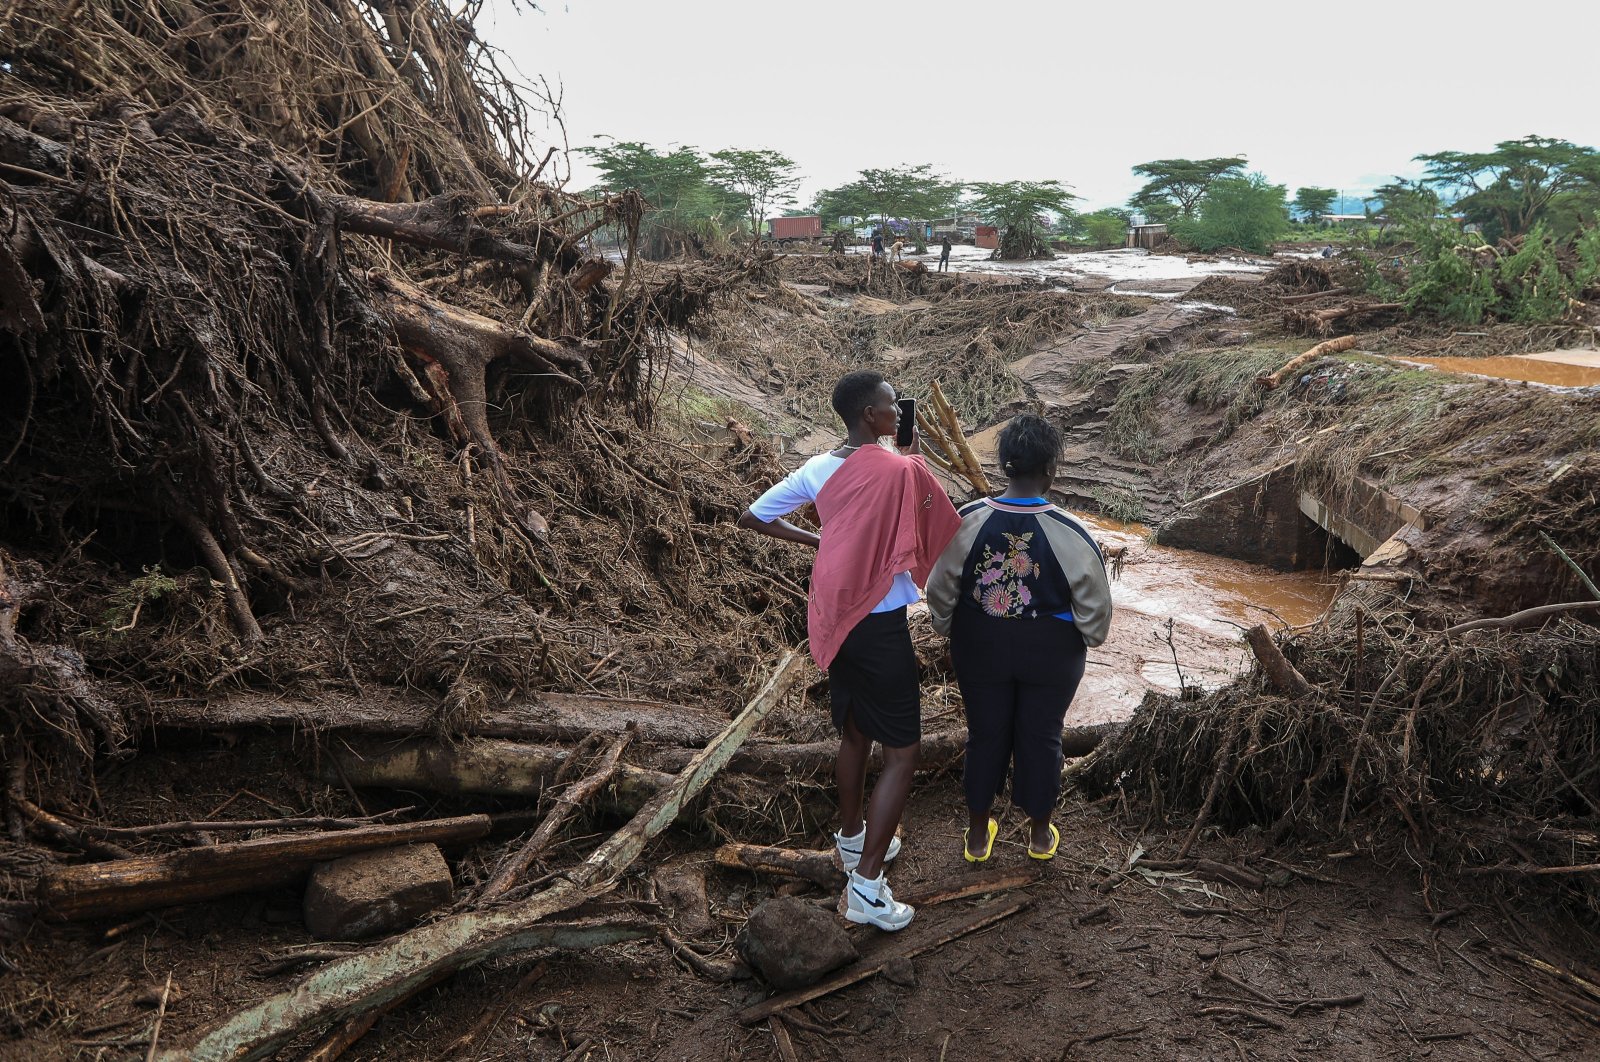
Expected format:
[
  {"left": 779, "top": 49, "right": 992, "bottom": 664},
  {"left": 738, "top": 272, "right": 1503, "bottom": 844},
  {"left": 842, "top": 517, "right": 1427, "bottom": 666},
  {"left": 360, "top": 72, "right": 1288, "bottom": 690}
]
[
  {"left": 1417, "top": 136, "right": 1600, "bottom": 241},
  {"left": 1129, "top": 156, "right": 1248, "bottom": 220},
  {"left": 580, "top": 140, "right": 742, "bottom": 256},
  {"left": 813, "top": 164, "right": 961, "bottom": 231},
  {"left": 706, "top": 148, "right": 801, "bottom": 237},
  {"left": 1292, "top": 187, "right": 1338, "bottom": 224},
  {"left": 1370, "top": 179, "right": 1441, "bottom": 228},
  {"left": 966, "top": 180, "right": 1078, "bottom": 258}
]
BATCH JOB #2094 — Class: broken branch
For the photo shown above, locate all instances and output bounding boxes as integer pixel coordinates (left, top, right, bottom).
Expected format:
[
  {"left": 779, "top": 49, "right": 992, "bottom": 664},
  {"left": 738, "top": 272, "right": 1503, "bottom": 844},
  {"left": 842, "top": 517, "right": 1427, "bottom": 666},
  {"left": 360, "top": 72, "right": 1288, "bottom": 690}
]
[{"left": 162, "top": 652, "right": 803, "bottom": 1062}]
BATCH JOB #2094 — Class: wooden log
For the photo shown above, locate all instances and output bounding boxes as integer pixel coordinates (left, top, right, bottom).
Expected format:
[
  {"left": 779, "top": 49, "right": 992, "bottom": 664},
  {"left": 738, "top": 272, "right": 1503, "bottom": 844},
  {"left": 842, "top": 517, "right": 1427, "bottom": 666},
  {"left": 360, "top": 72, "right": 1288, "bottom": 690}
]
[
  {"left": 655, "top": 725, "right": 1109, "bottom": 776},
  {"left": 1243, "top": 624, "right": 1312, "bottom": 697},
  {"left": 161, "top": 652, "right": 804, "bottom": 1062},
  {"left": 38, "top": 815, "right": 494, "bottom": 921},
  {"left": 1277, "top": 287, "right": 1348, "bottom": 304},
  {"left": 1255, "top": 334, "right": 1358, "bottom": 390},
  {"left": 736, "top": 897, "right": 1031, "bottom": 1024},
  {"left": 331, "top": 739, "right": 672, "bottom": 813},
  {"left": 84, "top": 810, "right": 413, "bottom": 839},
  {"left": 1443, "top": 600, "right": 1600, "bottom": 635},
  {"left": 152, "top": 689, "right": 727, "bottom": 747},
  {"left": 898, "top": 869, "right": 1038, "bottom": 907},
  {"left": 338, "top": 725, "right": 1113, "bottom": 803},
  {"left": 714, "top": 844, "right": 846, "bottom": 891}
]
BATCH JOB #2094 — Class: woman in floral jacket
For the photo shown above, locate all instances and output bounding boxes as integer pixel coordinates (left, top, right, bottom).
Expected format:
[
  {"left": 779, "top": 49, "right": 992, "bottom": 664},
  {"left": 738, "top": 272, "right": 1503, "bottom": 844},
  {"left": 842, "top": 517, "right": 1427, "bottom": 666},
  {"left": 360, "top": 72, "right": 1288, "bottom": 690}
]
[{"left": 925, "top": 415, "right": 1113, "bottom": 861}]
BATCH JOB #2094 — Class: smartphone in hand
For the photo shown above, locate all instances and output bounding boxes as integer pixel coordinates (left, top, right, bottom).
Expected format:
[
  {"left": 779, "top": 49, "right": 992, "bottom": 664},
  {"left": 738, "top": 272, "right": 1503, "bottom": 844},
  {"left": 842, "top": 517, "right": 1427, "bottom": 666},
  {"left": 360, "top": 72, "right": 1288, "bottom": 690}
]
[{"left": 895, "top": 398, "right": 917, "bottom": 447}]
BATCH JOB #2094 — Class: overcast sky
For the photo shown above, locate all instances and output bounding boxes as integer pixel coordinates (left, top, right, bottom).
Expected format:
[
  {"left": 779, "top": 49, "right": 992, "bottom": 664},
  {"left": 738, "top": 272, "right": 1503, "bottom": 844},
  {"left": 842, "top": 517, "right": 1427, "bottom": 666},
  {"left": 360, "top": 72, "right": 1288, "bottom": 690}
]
[{"left": 482, "top": 0, "right": 1600, "bottom": 212}]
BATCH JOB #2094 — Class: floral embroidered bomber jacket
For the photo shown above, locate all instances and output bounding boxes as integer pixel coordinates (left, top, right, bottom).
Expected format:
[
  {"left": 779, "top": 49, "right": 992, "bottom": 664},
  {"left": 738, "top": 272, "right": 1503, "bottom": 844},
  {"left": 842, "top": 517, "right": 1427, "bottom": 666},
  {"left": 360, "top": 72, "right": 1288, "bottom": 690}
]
[{"left": 925, "top": 497, "right": 1113, "bottom": 647}]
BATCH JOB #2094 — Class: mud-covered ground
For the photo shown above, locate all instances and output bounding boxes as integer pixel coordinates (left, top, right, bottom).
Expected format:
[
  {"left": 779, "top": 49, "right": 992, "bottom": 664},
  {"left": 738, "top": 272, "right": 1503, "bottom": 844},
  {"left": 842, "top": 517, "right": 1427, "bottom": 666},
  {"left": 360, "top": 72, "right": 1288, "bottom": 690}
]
[
  {"left": 7, "top": 251, "right": 1599, "bottom": 1061},
  {"left": 13, "top": 759, "right": 1598, "bottom": 1061}
]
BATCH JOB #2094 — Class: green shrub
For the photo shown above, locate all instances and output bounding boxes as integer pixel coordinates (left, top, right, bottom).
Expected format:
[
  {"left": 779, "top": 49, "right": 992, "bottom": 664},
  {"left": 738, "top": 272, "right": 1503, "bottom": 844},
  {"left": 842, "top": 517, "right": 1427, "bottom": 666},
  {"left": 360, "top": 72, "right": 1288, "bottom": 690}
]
[
  {"left": 1396, "top": 221, "right": 1589, "bottom": 324},
  {"left": 1170, "top": 175, "right": 1289, "bottom": 253}
]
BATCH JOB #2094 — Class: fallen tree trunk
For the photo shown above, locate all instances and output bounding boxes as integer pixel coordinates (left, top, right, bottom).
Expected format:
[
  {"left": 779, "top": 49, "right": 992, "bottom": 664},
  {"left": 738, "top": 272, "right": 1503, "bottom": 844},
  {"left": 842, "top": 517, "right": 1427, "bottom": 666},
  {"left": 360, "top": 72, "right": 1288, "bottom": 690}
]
[
  {"left": 161, "top": 651, "right": 804, "bottom": 1062},
  {"left": 1284, "top": 303, "right": 1403, "bottom": 337},
  {"left": 713, "top": 844, "right": 846, "bottom": 891},
  {"left": 1256, "top": 335, "right": 1358, "bottom": 390},
  {"left": 327, "top": 193, "right": 589, "bottom": 274},
  {"left": 1277, "top": 286, "right": 1348, "bottom": 304},
  {"left": 330, "top": 739, "right": 673, "bottom": 812},
  {"left": 649, "top": 724, "right": 1111, "bottom": 775},
  {"left": 152, "top": 689, "right": 728, "bottom": 747},
  {"left": 1243, "top": 624, "right": 1313, "bottom": 697},
  {"left": 335, "top": 724, "right": 1116, "bottom": 805},
  {"left": 38, "top": 815, "right": 494, "bottom": 921}
]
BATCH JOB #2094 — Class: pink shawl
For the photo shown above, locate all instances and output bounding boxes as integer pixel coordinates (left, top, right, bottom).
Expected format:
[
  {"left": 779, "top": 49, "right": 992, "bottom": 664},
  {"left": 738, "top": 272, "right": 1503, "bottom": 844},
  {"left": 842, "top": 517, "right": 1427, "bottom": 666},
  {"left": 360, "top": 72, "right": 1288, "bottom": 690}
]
[{"left": 808, "top": 446, "right": 960, "bottom": 669}]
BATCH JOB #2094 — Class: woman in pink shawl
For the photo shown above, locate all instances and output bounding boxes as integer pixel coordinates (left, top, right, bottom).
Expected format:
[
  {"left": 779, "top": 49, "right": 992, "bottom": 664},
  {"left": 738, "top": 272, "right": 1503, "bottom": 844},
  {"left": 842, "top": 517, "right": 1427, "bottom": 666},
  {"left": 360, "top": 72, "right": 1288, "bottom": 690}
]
[{"left": 739, "top": 371, "right": 959, "bottom": 931}]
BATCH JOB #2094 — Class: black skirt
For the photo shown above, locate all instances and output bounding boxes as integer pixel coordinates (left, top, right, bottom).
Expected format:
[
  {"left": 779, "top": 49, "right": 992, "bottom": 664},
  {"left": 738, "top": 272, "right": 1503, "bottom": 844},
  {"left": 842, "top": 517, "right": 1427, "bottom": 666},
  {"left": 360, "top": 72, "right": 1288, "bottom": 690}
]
[{"left": 828, "top": 606, "right": 921, "bottom": 748}]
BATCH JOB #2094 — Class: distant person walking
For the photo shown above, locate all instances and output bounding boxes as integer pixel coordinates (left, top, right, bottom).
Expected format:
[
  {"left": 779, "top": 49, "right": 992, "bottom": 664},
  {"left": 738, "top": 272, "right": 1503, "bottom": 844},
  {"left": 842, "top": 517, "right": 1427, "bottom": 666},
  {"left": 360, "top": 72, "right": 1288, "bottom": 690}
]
[
  {"left": 938, "top": 236, "right": 952, "bottom": 272},
  {"left": 926, "top": 415, "right": 1113, "bottom": 863},
  {"left": 870, "top": 231, "right": 884, "bottom": 259}
]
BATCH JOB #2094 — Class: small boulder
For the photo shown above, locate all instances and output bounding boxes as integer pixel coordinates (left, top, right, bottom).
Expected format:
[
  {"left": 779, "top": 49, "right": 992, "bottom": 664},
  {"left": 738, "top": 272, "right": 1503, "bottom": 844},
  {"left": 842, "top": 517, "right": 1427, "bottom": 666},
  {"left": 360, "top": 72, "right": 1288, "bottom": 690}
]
[
  {"left": 303, "top": 843, "right": 452, "bottom": 940},
  {"left": 737, "top": 896, "right": 857, "bottom": 990}
]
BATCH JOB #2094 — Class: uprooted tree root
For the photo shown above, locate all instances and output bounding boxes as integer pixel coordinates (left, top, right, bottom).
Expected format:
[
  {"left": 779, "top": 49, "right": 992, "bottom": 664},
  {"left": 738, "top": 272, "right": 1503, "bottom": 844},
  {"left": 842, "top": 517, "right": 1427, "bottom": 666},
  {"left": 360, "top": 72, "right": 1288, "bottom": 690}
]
[
  {"left": 0, "top": 1, "right": 810, "bottom": 811},
  {"left": 1078, "top": 588, "right": 1600, "bottom": 917}
]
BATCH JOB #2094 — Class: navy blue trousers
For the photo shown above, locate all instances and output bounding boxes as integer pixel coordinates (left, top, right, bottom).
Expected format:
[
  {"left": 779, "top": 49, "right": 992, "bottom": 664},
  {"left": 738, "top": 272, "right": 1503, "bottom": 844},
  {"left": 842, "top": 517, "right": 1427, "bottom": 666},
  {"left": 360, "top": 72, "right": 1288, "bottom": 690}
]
[{"left": 951, "top": 610, "right": 1087, "bottom": 821}]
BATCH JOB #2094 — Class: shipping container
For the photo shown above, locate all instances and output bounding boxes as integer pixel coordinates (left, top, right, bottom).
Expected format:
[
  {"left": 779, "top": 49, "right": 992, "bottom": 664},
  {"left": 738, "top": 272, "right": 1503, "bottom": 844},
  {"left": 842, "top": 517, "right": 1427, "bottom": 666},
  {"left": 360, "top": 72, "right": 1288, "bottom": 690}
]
[
  {"left": 975, "top": 225, "right": 1000, "bottom": 250},
  {"left": 767, "top": 215, "right": 822, "bottom": 241}
]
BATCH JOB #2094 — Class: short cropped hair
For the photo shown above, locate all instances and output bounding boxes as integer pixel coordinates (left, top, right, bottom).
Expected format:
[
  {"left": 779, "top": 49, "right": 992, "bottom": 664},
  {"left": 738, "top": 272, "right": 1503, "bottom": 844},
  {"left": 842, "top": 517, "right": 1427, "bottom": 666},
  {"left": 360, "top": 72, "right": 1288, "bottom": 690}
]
[
  {"left": 831, "top": 370, "right": 886, "bottom": 426},
  {"left": 997, "top": 414, "right": 1061, "bottom": 478}
]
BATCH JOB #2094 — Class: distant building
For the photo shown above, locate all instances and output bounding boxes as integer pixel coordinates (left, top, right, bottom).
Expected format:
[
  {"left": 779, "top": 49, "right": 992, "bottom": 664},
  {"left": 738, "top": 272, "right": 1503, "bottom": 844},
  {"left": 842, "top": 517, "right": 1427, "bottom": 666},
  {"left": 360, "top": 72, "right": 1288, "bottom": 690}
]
[
  {"left": 1126, "top": 223, "right": 1168, "bottom": 249},
  {"left": 975, "top": 225, "right": 1000, "bottom": 250},
  {"left": 929, "top": 214, "right": 981, "bottom": 240}
]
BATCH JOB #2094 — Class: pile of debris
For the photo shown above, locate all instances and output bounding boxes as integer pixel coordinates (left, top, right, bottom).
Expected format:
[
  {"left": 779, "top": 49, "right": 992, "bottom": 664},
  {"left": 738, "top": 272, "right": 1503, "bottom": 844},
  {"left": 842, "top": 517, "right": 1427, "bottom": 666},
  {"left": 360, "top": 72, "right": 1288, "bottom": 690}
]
[{"left": 0, "top": 3, "right": 875, "bottom": 1053}]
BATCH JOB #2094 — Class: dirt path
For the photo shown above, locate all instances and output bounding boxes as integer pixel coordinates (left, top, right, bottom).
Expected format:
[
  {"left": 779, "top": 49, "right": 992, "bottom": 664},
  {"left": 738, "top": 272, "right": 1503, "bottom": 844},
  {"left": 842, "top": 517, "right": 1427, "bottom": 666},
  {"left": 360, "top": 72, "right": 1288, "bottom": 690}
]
[{"left": 327, "top": 788, "right": 1598, "bottom": 1061}]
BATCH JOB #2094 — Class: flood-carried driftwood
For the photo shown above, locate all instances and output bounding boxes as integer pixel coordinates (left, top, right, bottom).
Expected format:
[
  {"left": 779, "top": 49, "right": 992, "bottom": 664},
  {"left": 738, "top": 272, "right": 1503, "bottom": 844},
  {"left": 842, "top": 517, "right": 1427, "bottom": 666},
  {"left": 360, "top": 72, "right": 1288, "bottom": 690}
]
[
  {"left": 329, "top": 724, "right": 1115, "bottom": 801},
  {"left": 37, "top": 815, "right": 498, "bottom": 921},
  {"left": 157, "top": 651, "right": 804, "bottom": 1062}
]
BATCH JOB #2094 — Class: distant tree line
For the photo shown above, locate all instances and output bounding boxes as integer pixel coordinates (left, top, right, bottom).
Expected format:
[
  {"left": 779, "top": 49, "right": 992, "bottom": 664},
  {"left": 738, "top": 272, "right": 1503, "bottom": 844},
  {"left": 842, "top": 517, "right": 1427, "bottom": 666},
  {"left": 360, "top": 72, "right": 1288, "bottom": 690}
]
[{"left": 581, "top": 135, "right": 1600, "bottom": 267}]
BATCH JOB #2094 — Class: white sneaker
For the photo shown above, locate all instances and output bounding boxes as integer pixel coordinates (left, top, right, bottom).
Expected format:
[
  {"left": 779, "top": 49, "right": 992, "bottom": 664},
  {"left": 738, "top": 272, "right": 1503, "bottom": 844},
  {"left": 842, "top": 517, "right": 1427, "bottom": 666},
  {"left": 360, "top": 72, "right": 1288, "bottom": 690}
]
[
  {"left": 833, "top": 826, "right": 901, "bottom": 872},
  {"left": 844, "top": 870, "right": 914, "bottom": 931}
]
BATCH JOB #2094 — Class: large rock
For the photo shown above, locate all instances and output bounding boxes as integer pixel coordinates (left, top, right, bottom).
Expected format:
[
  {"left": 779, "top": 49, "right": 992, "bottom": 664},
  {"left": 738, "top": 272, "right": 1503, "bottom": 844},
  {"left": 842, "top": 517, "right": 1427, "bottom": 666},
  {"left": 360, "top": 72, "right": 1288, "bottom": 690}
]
[
  {"left": 303, "top": 843, "right": 453, "bottom": 940},
  {"left": 737, "top": 896, "right": 857, "bottom": 990}
]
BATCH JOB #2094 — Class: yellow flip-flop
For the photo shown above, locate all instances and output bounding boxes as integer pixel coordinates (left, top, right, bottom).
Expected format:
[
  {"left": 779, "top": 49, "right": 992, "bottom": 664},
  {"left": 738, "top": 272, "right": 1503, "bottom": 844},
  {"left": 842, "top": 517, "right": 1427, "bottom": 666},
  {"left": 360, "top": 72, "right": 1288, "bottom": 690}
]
[
  {"left": 1028, "top": 823, "right": 1060, "bottom": 860},
  {"left": 963, "top": 818, "right": 998, "bottom": 863}
]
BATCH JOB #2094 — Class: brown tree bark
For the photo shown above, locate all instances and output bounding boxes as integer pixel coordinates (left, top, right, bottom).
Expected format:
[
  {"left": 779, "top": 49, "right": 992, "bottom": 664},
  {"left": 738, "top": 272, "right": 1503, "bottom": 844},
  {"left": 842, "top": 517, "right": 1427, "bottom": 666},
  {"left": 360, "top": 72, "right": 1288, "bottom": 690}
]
[
  {"left": 1255, "top": 335, "right": 1358, "bottom": 390},
  {"left": 1243, "top": 624, "right": 1313, "bottom": 697},
  {"left": 713, "top": 843, "right": 846, "bottom": 890},
  {"left": 38, "top": 815, "right": 494, "bottom": 921}
]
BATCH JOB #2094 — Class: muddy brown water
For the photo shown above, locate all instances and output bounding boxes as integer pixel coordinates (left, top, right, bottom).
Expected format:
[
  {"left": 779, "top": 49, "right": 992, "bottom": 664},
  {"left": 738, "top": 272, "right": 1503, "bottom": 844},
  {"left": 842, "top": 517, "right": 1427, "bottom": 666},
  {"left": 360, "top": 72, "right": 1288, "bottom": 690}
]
[
  {"left": 1065, "top": 512, "right": 1340, "bottom": 727},
  {"left": 1396, "top": 349, "right": 1600, "bottom": 388}
]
